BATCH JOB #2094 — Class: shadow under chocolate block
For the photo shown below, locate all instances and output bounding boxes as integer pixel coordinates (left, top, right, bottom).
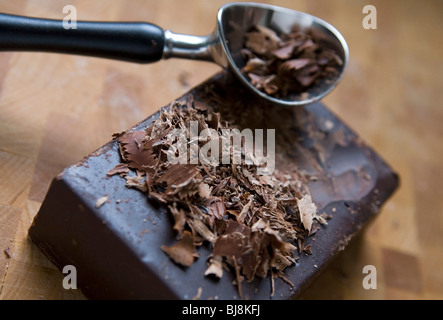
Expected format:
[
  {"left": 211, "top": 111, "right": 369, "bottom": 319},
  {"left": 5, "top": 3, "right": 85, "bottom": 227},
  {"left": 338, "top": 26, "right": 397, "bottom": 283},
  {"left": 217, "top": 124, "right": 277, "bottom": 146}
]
[{"left": 28, "top": 71, "right": 399, "bottom": 300}]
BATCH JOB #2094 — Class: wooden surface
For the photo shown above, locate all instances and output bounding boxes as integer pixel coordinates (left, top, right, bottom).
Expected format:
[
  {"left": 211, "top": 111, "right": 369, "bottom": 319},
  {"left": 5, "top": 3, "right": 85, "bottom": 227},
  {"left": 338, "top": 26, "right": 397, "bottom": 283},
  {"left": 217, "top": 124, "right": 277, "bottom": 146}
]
[{"left": 0, "top": 0, "right": 441, "bottom": 300}]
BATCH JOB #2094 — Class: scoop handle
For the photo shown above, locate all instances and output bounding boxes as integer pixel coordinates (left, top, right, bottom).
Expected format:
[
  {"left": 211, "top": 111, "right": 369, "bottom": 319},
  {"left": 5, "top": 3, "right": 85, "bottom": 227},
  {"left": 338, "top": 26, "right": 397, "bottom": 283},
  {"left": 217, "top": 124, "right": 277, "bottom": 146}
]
[{"left": 0, "top": 12, "right": 165, "bottom": 63}]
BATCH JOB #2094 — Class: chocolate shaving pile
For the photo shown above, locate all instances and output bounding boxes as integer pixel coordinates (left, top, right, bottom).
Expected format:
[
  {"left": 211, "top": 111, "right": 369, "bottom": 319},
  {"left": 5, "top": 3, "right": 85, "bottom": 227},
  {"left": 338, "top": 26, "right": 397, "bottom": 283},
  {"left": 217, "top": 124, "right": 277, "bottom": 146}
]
[
  {"left": 241, "top": 25, "right": 343, "bottom": 98},
  {"left": 109, "top": 101, "right": 326, "bottom": 296}
]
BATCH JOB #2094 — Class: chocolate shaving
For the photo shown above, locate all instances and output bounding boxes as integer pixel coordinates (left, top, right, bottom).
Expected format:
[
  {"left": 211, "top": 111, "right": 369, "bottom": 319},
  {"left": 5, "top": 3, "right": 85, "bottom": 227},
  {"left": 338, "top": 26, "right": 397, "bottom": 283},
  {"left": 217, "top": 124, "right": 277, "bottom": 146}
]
[
  {"left": 118, "top": 131, "right": 158, "bottom": 172},
  {"left": 106, "top": 163, "right": 130, "bottom": 177},
  {"left": 204, "top": 255, "right": 224, "bottom": 279},
  {"left": 161, "top": 230, "right": 199, "bottom": 267},
  {"left": 298, "top": 194, "right": 317, "bottom": 232},
  {"left": 207, "top": 198, "right": 225, "bottom": 220},
  {"left": 95, "top": 195, "right": 108, "bottom": 208},
  {"left": 158, "top": 164, "right": 200, "bottom": 196},
  {"left": 3, "top": 247, "right": 11, "bottom": 259},
  {"left": 125, "top": 174, "right": 147, "bottom": 192},
  {"left": 112, "top": 100, "right": 325, "bottom": 294},
  {"left": 169, "top": 203, "right": 187, "bottom": 237},
  {"left": 303, "top": 244, "right": 313, "bottom": 255},
  {"left": 241, "top": 25, "right": 343, "bottom": 99},
  {"left": 192, "top": 287, "right": 203, "bottom": 300}
]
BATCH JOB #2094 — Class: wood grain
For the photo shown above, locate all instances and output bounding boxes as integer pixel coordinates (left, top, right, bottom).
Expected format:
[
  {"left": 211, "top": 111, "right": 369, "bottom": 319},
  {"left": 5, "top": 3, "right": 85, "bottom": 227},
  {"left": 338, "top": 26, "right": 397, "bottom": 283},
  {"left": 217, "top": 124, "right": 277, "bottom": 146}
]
[{"left": 0, "top": 0, "right": 442, "bottom": 300}]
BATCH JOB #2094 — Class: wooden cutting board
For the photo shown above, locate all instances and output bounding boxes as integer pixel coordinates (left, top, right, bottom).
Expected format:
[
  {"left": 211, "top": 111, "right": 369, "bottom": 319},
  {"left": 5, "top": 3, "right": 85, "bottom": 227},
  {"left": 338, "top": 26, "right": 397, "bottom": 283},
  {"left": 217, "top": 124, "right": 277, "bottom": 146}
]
[{"left": 1, "top": 0, "right": 442, "bottom": 300}]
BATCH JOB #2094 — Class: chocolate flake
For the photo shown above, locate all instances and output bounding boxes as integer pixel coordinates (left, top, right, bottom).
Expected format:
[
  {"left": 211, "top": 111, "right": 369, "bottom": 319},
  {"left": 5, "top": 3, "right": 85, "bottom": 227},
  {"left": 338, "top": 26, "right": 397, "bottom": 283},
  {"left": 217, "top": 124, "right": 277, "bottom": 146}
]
[
  {"left": 118, "top": 131, "right": 158, "bottom": 172},
  {"left": 204, "top": 255, "right": 223, "bottom": 279},
  {"left": 241, "top": 25, "right": 342, "bottom": 99},
  {"left": 112, "top": 100, "right": 326, "bottom": 294},
  {"left": 4, "top": 247, "right": 11, "bottom": 259},
  {"left": 106, "top": 163, "right": 130, "bottom": 177},
  {"left": 298, "top": 194, "right": 317, "bottom": 232},
  {"left": 95, "top": 196, "right": 108, "bottom": 208},
  {"left": 125, "top": 174, "right": 147, "bottom": 192},
  {"left": 192, "top": 287, "right": 203, "bottom": 300},
  {"left": 169, "top": 203, "right": 187, "bottom": 237},
  {"left": 160, "top": 230, "right": 199, "bottom": 267},
  {"left": 303, "top": 244, "right": 313, "bottom": 255}
]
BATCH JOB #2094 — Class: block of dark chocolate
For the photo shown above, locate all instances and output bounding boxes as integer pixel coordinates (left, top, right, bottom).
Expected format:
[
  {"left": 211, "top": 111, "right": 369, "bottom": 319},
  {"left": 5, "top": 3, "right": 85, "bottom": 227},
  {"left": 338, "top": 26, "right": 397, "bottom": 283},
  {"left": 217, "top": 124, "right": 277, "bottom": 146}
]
[{"left": 28, "top": 71, "right": 398, "bottom": 300}]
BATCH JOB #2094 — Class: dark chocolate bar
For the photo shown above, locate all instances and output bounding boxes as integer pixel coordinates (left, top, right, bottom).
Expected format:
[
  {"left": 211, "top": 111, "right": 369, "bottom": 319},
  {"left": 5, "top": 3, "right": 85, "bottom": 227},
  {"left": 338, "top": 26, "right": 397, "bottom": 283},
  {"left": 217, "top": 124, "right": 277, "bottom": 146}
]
[{"left": 28, "top": 71, "right": 398, "bottom": 299}]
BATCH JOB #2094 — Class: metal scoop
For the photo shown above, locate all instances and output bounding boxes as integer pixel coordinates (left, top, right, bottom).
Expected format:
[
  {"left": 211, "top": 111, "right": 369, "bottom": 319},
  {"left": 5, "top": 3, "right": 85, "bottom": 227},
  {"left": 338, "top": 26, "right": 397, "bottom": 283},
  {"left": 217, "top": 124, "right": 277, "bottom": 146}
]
[{"left": 0, "top": 2, "right": 349, "bottom": 106}]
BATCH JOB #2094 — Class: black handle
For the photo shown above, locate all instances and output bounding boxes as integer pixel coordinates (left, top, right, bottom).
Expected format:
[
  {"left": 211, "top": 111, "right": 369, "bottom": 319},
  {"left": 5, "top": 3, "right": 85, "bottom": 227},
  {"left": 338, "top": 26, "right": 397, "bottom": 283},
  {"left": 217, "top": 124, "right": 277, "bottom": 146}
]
[{"left": 0, "top": 12, "right": 165, "bottom": 63}]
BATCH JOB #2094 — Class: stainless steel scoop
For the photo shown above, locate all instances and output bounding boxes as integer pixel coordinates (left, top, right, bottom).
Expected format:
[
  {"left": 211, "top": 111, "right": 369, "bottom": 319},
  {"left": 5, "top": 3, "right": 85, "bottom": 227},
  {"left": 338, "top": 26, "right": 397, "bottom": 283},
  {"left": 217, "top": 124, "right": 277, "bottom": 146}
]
[{"left": 0, "top": 2, "right": 349, "bottom": 106}]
